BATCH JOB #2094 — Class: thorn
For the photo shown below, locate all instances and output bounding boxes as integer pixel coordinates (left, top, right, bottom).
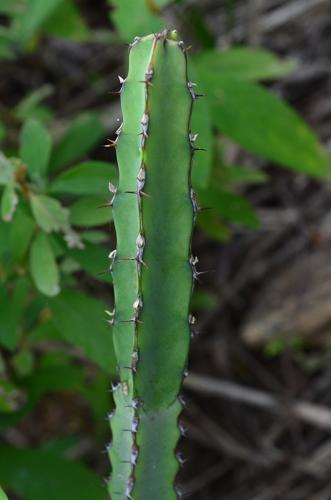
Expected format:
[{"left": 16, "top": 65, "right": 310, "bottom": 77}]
[
  {"left": 119, "top": 318, "right": 144, "bottom": 324},
  {"left": 129, "top": 36, "right": 141, "bottom": 49},
  {"left": 187, "top": 81, "right": 197, "bottom": 99},
  {"left": 145, "top": 68, "right": 153, "bottom": 81},
  {"left": 111, "top": 382, "right": 120, "bottom": 393},
  {"left": 118, "top": 75, "right": 125, "bottom": 84},
  {"left": 197, "top": 206, "right": 212, "bottom": 213},
  {"left": 125, "top": 189, "right": 151, "bottom": 199},
  {"left": 195, "top": 93, "right": 206, "bottom": 98},
  {"left": 189, "top": 314, "right": 196, "bottom": 325},
  {"left": 104, "top": 138, "right": 117, "bottom": 148},
  {"left": 108, "top": 182, "right": 117, "bottom": 194},
  {"left": 97, "top": 201, "right": 113, "bottom": 208},
  {"left": 139, "top": 79, "right": 153, "bottom": 87},
  {"left": 125, "top": 398, "right": 141, "bottom": 409},
  {"left": 183, "top": 369, "right": 189, "bottom": 378},
  {"left": 192, "top": 147, "right": 207, "bottom": 152},
  {"left": 131, "top": 351, "right": 139, "bottom": 374},
  {"left": 97, "top": 269, "right": 109, "bottom": 276},
  {"left": 176, "top": 451, "right": 188, "bottom": 467},
  {"left": 107, "top": 410, "right": 115, "bottom": 420},
  {"left": 189, "top": 133, "right": 198, "bottom": 146},
  {"left": 179, "top": 422, "right": 188, "bottom": 437},
  {"left": 183, "top": 45, "right": 192, "bottom": 54},
  {"left": 178, "top": 394, "right": 187, "bottom": 407},
  {"left": 115, "top": 122, "right": 123, "bottom": 135},
  {"left": 109, "top": 89, "right": 121, "bottom": 96},
  {"left": 133, "top": 295, "right": 143, "bottom": 315},
  {"left": 130, "top": 445, "right": 139, "bottom": 465}
]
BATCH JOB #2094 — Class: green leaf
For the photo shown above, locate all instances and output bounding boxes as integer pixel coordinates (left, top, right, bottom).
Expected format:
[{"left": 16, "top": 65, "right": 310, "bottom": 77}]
[
  {"left": 0, "top": 0, "right": 26, "bottom": 15},
  {"left": 202, "top": 76, "right": 331, "bottom": 177},
  {"left": 49, "top": 113, "right": 106, "bottom": 172},
  {"left": 0, "top": 485, "right": 8, "bottom": 500},
  {"left": 9, "top": 0, "right": 63, "bottom": 44},
  {"left": 20, "top": 119, "right": 52, "bottom": 179},
  {"left": 194, "top": 47, "right": 295, "bottom": 82},
  {"left": 221, "top": 164, "right": 269, "bottom": 186},
  {"left": 29, "top": 232, "right": 60, "bottom": 297},
  {"left": 110, "top": 0, "right": 171, "bottom": 41},
  {"left": 50, "top": 289, "right": 115, "bottom": 372},
  {"left": 0, "top": 380, "right": 24, "bottom": 413},
  {"left": 1, "top": 183, "right": 18, "bottom": 222},
  {"left": 43, "top": 0, "right": 89, "bottom": 41},
  {"left": 81, "top": 230, "right": 108, "bottom": 243},
  {"left": 67, "top": 242, "right": 112, "bottom": 283},
  {"left": 198, "top": 187, "right": 260, "bottom": 229},
  {"left": 0, "top": 447, "right": 108, "bottom": 500},
  {"left": 0, "top": 279, "right": 29, "bottom": 350},
  {"left": 15, "top": 85, "right": 54, "bottom": 122},
  {"left": 0, "top": 153, "right": 15, "bottom": 185},
  {"left": 12, "top": 349, "right": 34, "bottom": 377},
  {"left": 50, "top": 161, "right": 117, "bottom": 195},
  {"left": 197, "top": 210, "right": 231, "bottom": 242},
  {"left": 9, "top": 206, "right": 35, "bottom": 260},
  {"left": 30, "top": 194, "right": 69, "bottom": 233},
  {"left": 69, "top": 196, "right": 112, "bottom": 227}
]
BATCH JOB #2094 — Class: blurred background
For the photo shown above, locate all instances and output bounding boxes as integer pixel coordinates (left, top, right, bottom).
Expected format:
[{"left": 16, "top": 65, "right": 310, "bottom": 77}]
[{"left": 1, "top": 0, "right": 331, "bottom": 499}]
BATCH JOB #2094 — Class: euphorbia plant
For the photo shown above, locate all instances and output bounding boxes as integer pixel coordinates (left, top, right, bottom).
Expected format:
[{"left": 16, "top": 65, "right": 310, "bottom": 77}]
[{"left": 107, "top": 30, "right": 200, "bottom": 499}]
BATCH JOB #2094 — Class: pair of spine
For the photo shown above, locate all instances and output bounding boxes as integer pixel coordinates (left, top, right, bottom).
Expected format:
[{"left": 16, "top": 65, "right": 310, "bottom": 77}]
[{"left": 108, "top": 30, "right": 200, "bottom": 499}]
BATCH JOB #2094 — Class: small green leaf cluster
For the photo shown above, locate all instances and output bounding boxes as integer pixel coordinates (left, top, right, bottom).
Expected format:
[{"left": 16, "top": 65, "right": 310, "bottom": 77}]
[{"left": 0, "top": 117, "right": 116, "bottom": 297}]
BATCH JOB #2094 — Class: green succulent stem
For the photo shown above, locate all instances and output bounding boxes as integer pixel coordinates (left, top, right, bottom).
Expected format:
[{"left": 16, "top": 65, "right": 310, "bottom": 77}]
[{"left": 108, "top": 30, "right": 199, "bottom": 500}]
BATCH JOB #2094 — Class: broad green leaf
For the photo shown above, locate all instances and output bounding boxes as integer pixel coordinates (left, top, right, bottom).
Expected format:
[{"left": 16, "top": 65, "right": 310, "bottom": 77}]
[
  {"left": 50, "top": 290, "right": 115, "bottom": 372},
  {"left": 0, "top": 279, "right": 29, "bottom": 350},
  {"left": 49, "top": 113, "right": 106, "bottom": 172},
  {"left": 9, "top": 206, "right": 35, "bottom": 260},
  {"left": 31, "top": 194, "right": 69, "bottom": 232},
  {"left": 194, "top": 47, "right": 294, "bottom": 82},
  {"left": 15, "top": 85, "right": 54, "bottom": 122},
  {"left": 0, "top": 220, "right": 10, "bottom": 260},
  {"left": 1, "top": 183, "right": 18, "bottom": 222},
  {"left": 9, "top": 0, "right": 63, "bottom": 44},
  {"left": 201, "top": 76, "right": 331, "bottom": 177},
  {"left": 20, "top": 119, "right": 52, "bottom": 179},
  {"left": 0, "top": 447, "right": 107, "bottom": 500},
  {"left": 69, "top": 196, "right": 112, "bottom": 227},
  {"left": 50, "top": 161, "right": 117, "bottom": 195},
  {"left": 67, "top": 242, "right": 112, "bottom": 283},
  {"left": 43, "top": 0, "right": 89, "bottom": 41},
  {"left": 12, "top": 349, "right": 34, "bottom": 377},
  {"left": 0, "top": 485, "right": 8, "bottom": 500},
  {"left": 197, "top": 210, "right": 231, "bottom": 242},
  {"left": 0, "top": 0, "right": 25, "bottom": 15},
  {"left": 0, "top": 153, "right": 14, "bottom": 185},
  {"left": 81, "top": 230, "right": 108, "bottom": 243},
  {"left": 198, "top": 187, "right": 259, "bottom": 229},
  {"left": 110, "top": 0, "right": 172, "bottom": 41},
  {"left": 0, "top": 380, "right": 24, "bottom": 413},
  {"left": 29, "top": 232, "right": 60, "bottom": 297},
  {"left": 221, "top": 164, "right": 269, "bottom": 186}
]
